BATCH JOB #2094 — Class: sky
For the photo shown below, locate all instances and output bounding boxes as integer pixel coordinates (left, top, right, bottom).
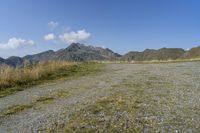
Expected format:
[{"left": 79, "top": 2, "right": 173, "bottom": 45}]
[{"left": 0, "top": 0, "right": 200, "bottom": 58}]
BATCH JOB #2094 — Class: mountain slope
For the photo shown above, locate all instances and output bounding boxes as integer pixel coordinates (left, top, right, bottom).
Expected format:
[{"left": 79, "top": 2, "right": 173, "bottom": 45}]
[
  {"left": 1, "top": 43, "right": 200, "bottom": 67},
  {"left": 0, "top": 57, "right": 5, "bottom": 65},
  {"left": 23, "top": 50, "right": 55, "bottom": 65},
  {"left": 5, "top": 56, "right": 24, "bottom": 67},
  {"left": 183, "top": 46, "right": 200, "bottom": 59},
  {"left": 122, "top": 48, "right": 186, "bottom": 61},
  {"left": 52, "top": 43, "right": 121, "bottom": 61},
  {"left": 0, "top": 43, "right": 121, "bottom": 67}
]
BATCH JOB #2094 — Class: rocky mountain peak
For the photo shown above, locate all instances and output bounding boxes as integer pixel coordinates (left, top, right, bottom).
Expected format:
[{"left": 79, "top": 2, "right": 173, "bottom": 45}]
[{"left": 66, "top": 43, "right": 83, "bottom": 52}]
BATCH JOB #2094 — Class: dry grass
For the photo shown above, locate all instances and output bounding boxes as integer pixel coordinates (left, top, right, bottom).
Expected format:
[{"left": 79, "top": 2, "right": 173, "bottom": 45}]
[
  {"left": 95, "top": 58, "right": 200, "bottom": 64},
  {"left": 0, "top": 61, "right": 77, "bottom": 90},
  {"left": 0, "top": 61, "right": 103, "bottom": 98}
]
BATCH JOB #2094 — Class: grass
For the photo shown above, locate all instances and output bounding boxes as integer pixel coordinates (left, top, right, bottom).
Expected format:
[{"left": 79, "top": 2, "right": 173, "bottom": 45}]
[
  {"left": 0, "top": 90, "right": 75, "bottom": 119},
  {"left": 0, "top": 61, "right": 103, "bottom": 98},
  {"left": 60, "top": 71, "right": 179, "bottom": 132},
  {"left": 36, "top": 97, "right": 55, "bottom": 103},
  {"left": 0, "top": 105, "right": 33, "bottom": 117},
  {"left": 96, "top": 58, "right": 200, "bottom": 64},
  {"left": 0, "top": 96, "right": 55, "bottom": 118},
  {"left": 55, "top": 90, "right": 70, "bottom": 98},
  {"left": 64, "top": 92, "right": 141, "bottom": 133},
  {"left": 1, "top": 62, "right": 199, "bottom": 132},
  {"left": 44, "top": 80, "right": 148, "bottom": 132}
]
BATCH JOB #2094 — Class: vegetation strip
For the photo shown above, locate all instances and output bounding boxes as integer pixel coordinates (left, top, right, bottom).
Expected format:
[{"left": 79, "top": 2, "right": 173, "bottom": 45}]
[
  {"left": 0, "top": 61, "right": 103, "bottom": 98},
  {"left": 0, "top": 96, "right": 54, "bottom": 118},
  {"left": 97, "top": 58, "right": 200, "bottom": 64}
]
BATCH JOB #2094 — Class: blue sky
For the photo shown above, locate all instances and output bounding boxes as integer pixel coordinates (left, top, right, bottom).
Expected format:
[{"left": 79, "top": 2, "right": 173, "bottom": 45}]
[{"left": 0, "top": 0, "right": 200, "bottom": 58}]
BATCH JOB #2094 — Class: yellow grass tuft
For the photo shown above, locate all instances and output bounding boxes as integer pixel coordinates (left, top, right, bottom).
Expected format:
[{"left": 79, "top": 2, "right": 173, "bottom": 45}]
[{"left": 0, "top": 61, "right": 77, "bottom": 90}]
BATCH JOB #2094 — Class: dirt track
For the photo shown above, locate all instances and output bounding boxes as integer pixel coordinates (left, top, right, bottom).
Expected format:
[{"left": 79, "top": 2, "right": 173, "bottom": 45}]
[{"left": 0, "top": 62, "right": 200, "bottom": 132}]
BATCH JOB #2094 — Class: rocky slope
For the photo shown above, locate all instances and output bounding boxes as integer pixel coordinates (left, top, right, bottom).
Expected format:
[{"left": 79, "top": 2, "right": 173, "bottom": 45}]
[
  {"left": 0, "top": 43, "right": 121, "bottom": 67},
  {"left": 52, "top": 43, "right": 121, "bottom": 61}
]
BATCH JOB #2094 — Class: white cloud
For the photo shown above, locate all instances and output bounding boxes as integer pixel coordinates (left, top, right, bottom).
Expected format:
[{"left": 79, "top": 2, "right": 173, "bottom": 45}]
[
  {"left": 185, "top": 48, "right": 191, "bottom": 51},
  {"left": 59, "top": 29, "right": 91, "bottom": 44},
  {"left": 44, "top": 29, "right": 91, "bottom": 44},
  {"left": 44, "top": 33, "right": 55, "bottom": 41},
  {"left": 0, "top": 37, "right": 35, "bottom": 50},
  {"left": 48, "top": 21, "right": 58, "bottom": 30}
]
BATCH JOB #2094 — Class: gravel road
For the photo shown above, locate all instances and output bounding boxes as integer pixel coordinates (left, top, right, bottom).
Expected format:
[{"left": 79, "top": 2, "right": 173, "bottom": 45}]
[{"left": 0, "top": 62, "right": 200, "bottom": 132}]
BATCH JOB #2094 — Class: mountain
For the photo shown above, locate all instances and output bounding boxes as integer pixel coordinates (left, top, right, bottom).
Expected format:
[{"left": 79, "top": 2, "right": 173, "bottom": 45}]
[
  {"left": 1, "top": 43, "right": 200, "bottom": 67},
  {"left": 122, "top": 48, "right": 186, "bottom": 61},
  {"left": 5, "top": 56, "right": 24, "bottom": 67},
  {"left": 52, "top": 43, "right": 121, "bottom": 61},
  {"left": 183, "top": 46, "right": 200, "bottom": 59},
  {"left": 23, "top": 50, "right": 55, "bottom": 65},
  {"left": 0, "top": 57, "right": 5, "bottom": 64},
  {"left": 0, "top": 43, "right": 121, "bottom": 67}
]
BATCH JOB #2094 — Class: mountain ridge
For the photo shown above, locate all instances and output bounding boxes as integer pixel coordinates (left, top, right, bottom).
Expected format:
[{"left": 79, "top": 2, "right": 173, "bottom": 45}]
[
  {"left": 1, "top": 43, "right": 200, "bottom": 67},
  {"left": 0, "top": 43, "right": 121, "bottom": 67},
  {"left": 123, "top": 46, "right": 200, "bottom": 61}
]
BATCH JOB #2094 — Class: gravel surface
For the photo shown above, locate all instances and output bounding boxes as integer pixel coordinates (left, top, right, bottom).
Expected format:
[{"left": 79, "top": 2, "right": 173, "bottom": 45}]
[{"left": 0, "top": 62, "right": 200, "bottom": 132}]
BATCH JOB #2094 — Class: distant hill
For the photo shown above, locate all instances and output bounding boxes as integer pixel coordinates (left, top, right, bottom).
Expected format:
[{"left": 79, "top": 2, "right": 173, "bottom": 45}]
[
  {"left": 5, "top": 56, "right": 24, "bottom": 67},
  {"left": 122, "top": 48, "right": 186, "bottom": 61},
  {"left": 0, "top": 43, "right": 121, "bottom": 67},
  {"left": 23, "top": 50, "right": 56, "bottom": 65},
  {"left": 183, "top": 46, "right": 200, "bottom": 59},
  {"left": 0, "top": 57, "right": 5, "bottom": 64}
]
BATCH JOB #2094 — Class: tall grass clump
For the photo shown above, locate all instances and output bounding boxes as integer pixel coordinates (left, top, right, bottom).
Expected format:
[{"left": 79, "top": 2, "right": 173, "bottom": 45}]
[{"left": 0, "top": 61, "right": 77, "bottom": 90}]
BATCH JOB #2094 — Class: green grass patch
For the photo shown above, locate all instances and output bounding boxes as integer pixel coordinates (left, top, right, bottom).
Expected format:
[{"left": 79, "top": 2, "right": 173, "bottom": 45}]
[
  {"left": 55, "top": 90, "right": 70, "bottom": 98},
  {"left": 63, "top": 93, "right": 141, "bottom": 133},
  {"left": 0, "top": 96, "right": 55, "bottom": 118},
  {"left": 0, "top": 105, "right": 33, "bottom": 118},
  {"left": 36, "top": 97, "right": 55, "bottom": 103}
]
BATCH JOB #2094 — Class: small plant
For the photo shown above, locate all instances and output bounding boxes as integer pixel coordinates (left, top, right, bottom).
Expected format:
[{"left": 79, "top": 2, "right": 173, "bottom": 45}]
[{"left": 36, "top": 97, "right": 55, "bottom": 103}]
